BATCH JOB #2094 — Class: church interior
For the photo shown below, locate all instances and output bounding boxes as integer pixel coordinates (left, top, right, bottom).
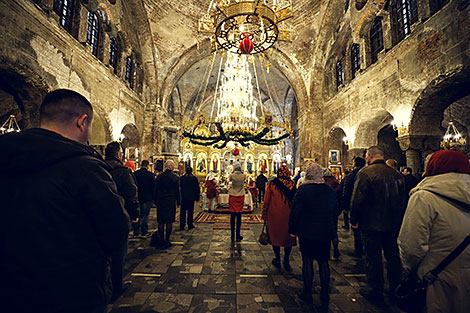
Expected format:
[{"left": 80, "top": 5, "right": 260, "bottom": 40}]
[{"left": 1, "top": 0, "right": 469, "bottom": 312}]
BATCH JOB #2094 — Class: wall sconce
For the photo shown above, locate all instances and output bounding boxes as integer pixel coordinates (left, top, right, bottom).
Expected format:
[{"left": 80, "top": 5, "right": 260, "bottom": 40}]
[
  {"left": 343, "top": 137, "right": 352, "bottom": 148},
  {"left": 391, "top": 120, "right": 408, "bottom": 136}
]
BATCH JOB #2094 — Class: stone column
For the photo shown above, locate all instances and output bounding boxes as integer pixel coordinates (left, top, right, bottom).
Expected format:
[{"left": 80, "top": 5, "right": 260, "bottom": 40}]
[
  {"left": 347, "top": 147, "right": 367, "bottom": 164},
  {"left": 397, "top": 135, "right": 441, "bottom": 176},
  {"left": 404, "top": 149, "right": 421, "bottom": 175}
]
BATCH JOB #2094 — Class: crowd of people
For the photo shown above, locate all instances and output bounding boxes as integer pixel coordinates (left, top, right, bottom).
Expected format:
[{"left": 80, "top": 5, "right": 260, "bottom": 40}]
[{"left": 1, "top": 89, "right": 469, "bottom": 313}]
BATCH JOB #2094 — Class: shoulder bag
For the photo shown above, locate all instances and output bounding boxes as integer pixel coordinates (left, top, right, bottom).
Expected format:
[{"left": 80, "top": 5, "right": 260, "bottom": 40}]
[{"left": 395, "top": 234, "right": 470, "bottom": 312}]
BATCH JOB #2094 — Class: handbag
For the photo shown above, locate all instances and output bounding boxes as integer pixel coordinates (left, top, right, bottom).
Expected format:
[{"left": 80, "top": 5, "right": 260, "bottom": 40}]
[
  {"left": 395, "top": 234, "right": 470, "bottom": 312},
  {"left": 258, "top": 222, "right": 269, "bottom": 245}
]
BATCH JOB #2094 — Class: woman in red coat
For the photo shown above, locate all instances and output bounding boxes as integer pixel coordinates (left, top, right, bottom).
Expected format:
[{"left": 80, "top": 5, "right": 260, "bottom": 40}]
[{"left": 262, "top": 165, "right": 297, "bottom": 271}]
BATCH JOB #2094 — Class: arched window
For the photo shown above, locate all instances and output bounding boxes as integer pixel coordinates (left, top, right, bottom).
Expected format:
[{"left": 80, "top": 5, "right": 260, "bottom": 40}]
[
  {"left": 53, "top": 0, "right": 75, "bottom": 34},
  {"left": 370, "top": 17, "right": 384, "bottom": 64},
  {"left": 351, "top": 43, "right": 360, "bottom": 78},
  {"left": 125, "top": 55, "right": 134, "bottom": 89},
  {"left": 395, "top": 0, "right": 418, "bottom": 42},
  {"left": 430, "top": 0, "right": 450, "bottom": 14},
  {"left": 336, "top": 60, "right": 344, "bottom": 87},
  {"left": 109, "top": 38, "right": 120, "bottom": 73},
  {"left": 86, "top": 12, "right": 100, "bottom": 57}
]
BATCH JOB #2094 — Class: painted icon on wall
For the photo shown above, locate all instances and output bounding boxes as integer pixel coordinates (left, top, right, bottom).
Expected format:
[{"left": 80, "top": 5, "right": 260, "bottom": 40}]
[{"left": 329, "top": 150, "right": 340, "bottom": 164}]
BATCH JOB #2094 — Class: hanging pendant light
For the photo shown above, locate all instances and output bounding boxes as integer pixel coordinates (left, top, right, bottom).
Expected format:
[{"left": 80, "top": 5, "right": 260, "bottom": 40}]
[{"left": 0, "top": 115, "right": 21, "bottom": 134}]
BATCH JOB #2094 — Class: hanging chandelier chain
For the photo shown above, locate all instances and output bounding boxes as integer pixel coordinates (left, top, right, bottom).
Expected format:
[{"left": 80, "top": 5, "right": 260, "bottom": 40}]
[
  {"left": 252, "top": 56, "right": 265, "bottom": 116},
  {"left": 210, "top": 51, "right": 225, "bottom": 120},
  {"left": 192, "top": 50, "right": 217, "bottom": 121}
]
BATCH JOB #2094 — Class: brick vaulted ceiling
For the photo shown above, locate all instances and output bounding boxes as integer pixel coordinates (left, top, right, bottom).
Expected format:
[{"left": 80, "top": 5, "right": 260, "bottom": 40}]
[{"left": 142, "top": 0, "right": 327, "bottom": 118}]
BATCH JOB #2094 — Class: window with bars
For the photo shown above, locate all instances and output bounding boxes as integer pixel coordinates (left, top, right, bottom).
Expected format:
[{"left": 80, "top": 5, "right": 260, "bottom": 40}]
[
  {"left": 53, "top": 0, "right": 74, "bottom": 34},
  {"left": 430, "top": 0, "right": 450, "bottom": 14},
  {"left": 336, "top": 60, "right": 344, "bottom": 87},
  {"left": 125, "top": 56, "right": 134, "bottom": 89},
  {"left": 395, "top": 0, "right": 418, "bottom": 42},
  {"left": 86, "top": 12, "right": 100, "bottom": 57},
  {"left": 351, "top": 43, "right": 360, "bottom": 79},
  {"left": 109, "top": 38, "right": 119, "bottom": 72},
  {"left": 370, "top": 17, "right": 384, "bottom": 64}
]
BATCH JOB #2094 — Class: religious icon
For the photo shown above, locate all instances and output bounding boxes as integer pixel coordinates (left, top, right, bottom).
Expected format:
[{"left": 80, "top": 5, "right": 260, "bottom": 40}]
[
  {"left": 247, "top": 158, "right": 253, "bottom": 173},
  {"left": 212, "top": 157, "right": 218, "bottom": 172},
  {"left": 329, "top": 150, "right": 340, "bottom": 163},
  {"left": 199, "top": 159, "right": 206, "bottom": 172}
]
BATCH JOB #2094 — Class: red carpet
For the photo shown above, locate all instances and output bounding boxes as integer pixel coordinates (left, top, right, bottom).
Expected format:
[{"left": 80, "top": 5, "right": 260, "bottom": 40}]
[{"left": 194, "top": 212, "right": 263, "bottom": 224}]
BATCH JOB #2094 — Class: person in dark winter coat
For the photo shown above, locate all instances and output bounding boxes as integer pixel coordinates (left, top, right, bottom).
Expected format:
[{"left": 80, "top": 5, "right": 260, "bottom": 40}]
[
  {"left": 0, "top": 89, "right": 129, "bottom": 313},
  {"left": 256, "top": 172, "right": 268, "bottom": 204},
  {"left": 179, "top": 166, "right": 200, "bottom": 230},
  {"left": 105, "top": 141, "right": 140, "bottom": 301},
  {"left": 402, "top": 167, "right": 418, "bottom": 200},
  {"left": 350, "top": 146, "right": 406, "bottom": 303},
  {"left": 342, "top": 157, "right": 366, "bottom": 257},
  {"left": 324, "top": 168, "right": 341, "bottom": 261},
  {"left": 134, "top": 160, "right": 156, "bottom": 237},
  {"left": 289, "top": 163, "right": 337, "bottom": 308},
  {"left": 154, "top": 160, "right": 181, "bottom": 248}
]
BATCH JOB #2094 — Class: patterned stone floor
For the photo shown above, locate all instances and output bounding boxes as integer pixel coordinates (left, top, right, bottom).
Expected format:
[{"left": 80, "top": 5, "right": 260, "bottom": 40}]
[{"left": 108, "top": 204, "right": 403, "bottom": 313}]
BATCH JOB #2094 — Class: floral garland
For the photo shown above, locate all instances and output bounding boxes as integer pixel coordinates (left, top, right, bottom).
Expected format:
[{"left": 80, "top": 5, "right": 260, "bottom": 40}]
[{"left": 182, "top": 123, "right": 289, "bottom": 149}]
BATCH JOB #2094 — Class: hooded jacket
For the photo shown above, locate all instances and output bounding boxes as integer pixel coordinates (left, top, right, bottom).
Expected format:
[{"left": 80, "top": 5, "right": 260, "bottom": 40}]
[
  {"left": 398, "top": 172, "right": 470, "bottom": 313},
  {"left": 0, "top": 128, "right": 130, "bottom": 313}
]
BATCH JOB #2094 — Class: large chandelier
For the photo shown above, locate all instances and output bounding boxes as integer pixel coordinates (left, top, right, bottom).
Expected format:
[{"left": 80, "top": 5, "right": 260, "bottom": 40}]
[
  {"left": 441, "top": 121, "right": 466, "bottom": 149},
  {"left": 198, "top": 0, "right": 293, "bottom": 55},
  {"left": 182, "top": 52, "right": 291, "bottom": 148}
]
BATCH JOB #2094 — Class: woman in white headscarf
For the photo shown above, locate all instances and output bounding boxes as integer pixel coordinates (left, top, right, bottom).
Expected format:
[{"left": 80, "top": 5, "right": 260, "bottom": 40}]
[{"left": 229, "top": 163, "right": 246, "bottom": 242}]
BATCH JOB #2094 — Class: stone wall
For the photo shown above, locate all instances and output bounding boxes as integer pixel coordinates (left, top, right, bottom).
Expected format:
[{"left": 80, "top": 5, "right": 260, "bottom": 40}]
[
  {"left": 0, "top": 0, "right": 160, "bottom": 159},
  {"left": 315, "top": 0, "right": 470, "bottom": 173}
]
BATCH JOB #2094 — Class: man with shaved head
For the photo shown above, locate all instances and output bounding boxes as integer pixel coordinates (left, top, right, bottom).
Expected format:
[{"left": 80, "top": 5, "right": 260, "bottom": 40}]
[
  {"left": 0, "top": 89, "right": 130, "bottom": 313},
  {"left": 350, "top": 146, "right": 406, "bottom": 304}
]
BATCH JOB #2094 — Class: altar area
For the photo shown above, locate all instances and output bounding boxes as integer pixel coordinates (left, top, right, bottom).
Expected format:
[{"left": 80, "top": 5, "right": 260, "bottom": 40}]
[{"left": 178, "top": 139, "right": 292, "bottom": 213}]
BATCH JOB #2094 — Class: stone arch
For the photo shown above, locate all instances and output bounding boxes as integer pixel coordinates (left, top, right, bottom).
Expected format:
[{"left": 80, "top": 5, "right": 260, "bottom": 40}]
[
  {"left": 120, "top": 123, "right": 140, "bottom": 149},
  {"left": 354, "top": 110, "right": 394, "bottom": 147},
  {"left": 325, "top": 127, "right": 349, "bottom": 165},
  {"left": 409, "top": 66, "right": 470, "bottom": 136},
  {"left": 0, "top": 65, "right": 50, "bottom": 129},
  {"left": 377, "top": 124, "right": 404, "bottom": 166}
]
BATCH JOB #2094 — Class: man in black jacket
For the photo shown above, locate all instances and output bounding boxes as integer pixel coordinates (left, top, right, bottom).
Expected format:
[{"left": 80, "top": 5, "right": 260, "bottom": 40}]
[
  {"left": 341, "top": 157, "right": 366, "bottom": 256},
  {"left": 0, "top": 89, "right": 129, "bottom": 313},
  {"left": 104, "top": 141, "right": 140, "bottom": 301},
  {"left": 350, "top": 146, "right": 406, "bottom": 303},
  {"left": 179, "top": 166, "right": 200, "bottom": 230},
  {"left": 134, "top": 159, "right": 156, "bottom": 237},
  {"left": 256, "top": 171, "right": 268, "bottom": 204}
]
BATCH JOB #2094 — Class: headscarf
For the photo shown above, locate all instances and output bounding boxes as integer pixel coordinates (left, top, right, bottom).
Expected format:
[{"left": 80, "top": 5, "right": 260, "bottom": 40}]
[
  {"left": 124, "top": 160, "right": 135, "bottom": 171},
  {"left": 206, "top": 172, "right": 216, "bottom": 181},
  {"left": 323, "top": 168, "right": 333, "bottom": 177},
  {"left": 277, "top": 165, "right": 295, "bottom": 190},
  {"left": 300, "top": 171, "right": 305, "bottom": 178},
  {"left": 164, "top": 159, "right": 176, "bottom": 171},
  {"left": 272, "top": 165, "right": 296, "bottom": 202},
  {"left": 426, "top": 149, "right": 470, "bottom": 177},
  {"left": 233, "top": 163, "right": 242, "bottom": 173},
  {"left": 304, "top": 163, "right": 325, "bottom": 184}
]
